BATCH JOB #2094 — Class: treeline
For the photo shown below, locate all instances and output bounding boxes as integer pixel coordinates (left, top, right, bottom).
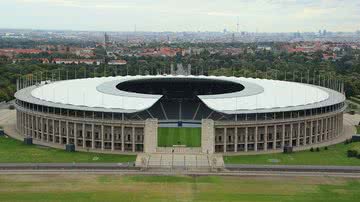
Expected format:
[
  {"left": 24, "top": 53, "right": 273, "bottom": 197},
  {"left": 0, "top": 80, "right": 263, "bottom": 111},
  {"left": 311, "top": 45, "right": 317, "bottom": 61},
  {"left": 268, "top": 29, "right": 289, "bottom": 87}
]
[
  {"left": 0, "top": 38, "right": 96, "bottom": 49},
  {"left": 1, "top": 47, "right": 360, "bottom": 101}
]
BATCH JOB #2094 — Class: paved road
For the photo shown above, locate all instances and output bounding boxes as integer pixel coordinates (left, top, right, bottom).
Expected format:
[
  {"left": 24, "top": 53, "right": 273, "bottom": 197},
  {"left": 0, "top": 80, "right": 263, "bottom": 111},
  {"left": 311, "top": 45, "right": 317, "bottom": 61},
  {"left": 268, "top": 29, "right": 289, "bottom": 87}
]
[
  {"left": 225, "top": 164, "right": 360, "bottom": 172},
  {"left": 1, "top": 163, "right": 360, "bottom": 175},
  {"left": 0, "top": 169, "right": 360, "bottom": 178}
]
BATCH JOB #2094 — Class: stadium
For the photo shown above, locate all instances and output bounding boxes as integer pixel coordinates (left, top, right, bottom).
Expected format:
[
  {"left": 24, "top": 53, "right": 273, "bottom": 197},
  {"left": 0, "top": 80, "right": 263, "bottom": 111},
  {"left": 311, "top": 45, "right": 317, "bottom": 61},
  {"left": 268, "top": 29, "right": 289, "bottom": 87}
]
[{"left": 14, "top": 75, "right": 346, "bottom": 154}]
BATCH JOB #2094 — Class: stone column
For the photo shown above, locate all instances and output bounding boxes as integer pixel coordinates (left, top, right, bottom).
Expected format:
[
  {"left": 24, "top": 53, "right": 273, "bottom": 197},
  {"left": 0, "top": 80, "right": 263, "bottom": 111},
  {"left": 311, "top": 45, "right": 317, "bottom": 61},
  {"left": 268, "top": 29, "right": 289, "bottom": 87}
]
[
  {"left": 74, "top": 123, "right": 77, "bottom": 149},
  {"left": 25, "top": 113, "right": 28, "bottom": 136},
  {"left": 144, "top": 119, "right": 158, "bottom": 153},
  {"left": 223, "top": 128, "right": 227, "bottom": 153},
  {"left": 333, "top": 116, "right": 336, "bottom": 138},
  {"left": 24, "top": 113, "right": 27, "bottom": 136},
  {"left": 331, "top": 116, "right": 336, "bottom": 137},
  {"left": 281, "top": 124, "right": 285, "bottom": 148},
  {"left": 66, "top": 121, "right": 69, "bottom": 144},
  {"left": 334, "top": 116, "right": 337, "bottom": 137},
  {"left": 21, "top": 111, "right": 24, "bottom": 132},
  {"left": 34, "top": 115, "right": 37, "bottom": 138},
  {"left": 234, "top": 127, "right": 238, "bottom": 152},
  {"left": 325, "top": 117, "right": 329, "bottom": 140},
  {"left": 245, "top": 127, "right": 248, "bottom": 152},
  {"left": 121, "top": 125, "right": 125, "bottom": 152},
  {"left": 303, "top": 122, "right": 307, "bottom": 145},
  {"left": 46, "top": 119, "right": 49, "bottom": 142},
  {"left": 91, "top": 124, "right": 95, "bottom": 149},
  {"left": 254, "top": 126, "right": 258, "bottom": 151},
  {"left": 264, "top": 126, "right": 268, "bottom": 151},
  {"left": 16, "top": 111, "right": 19, "bottom": 131},
  {"left": 82, "top": 123, "right": 85, "bottom": 148},
  {"left": 297, "top": 123, "right": 300, "bottom": 146},
  {"left": 289, "top": 124, "right": 293, "bottom": 147},
  {"left": 58, "top": 120, "right": 61, "bottom": 144},
  {"left": 273, "top": 125, "right": 277, "bottom": 149},
  {"left": 320, "top": 119, "right": 324, "bottom": 141},
  {"left": 101, "top": 125, "right": 104, "bottom": 150},
  {"left": 31, "top": 115, "right": 34, "bottom": 137},
  {"left": 310, "top": 121, "right": 313, "bottom": 144},
  {"left": 132, "top": 127, "right": 135, "bottom": 152},
  {"left": 40, "top": 117, "right": 43, "bottom": 140},
  {"left": 314, "top": 120, "right": 318, "bottom": 143},
  {"left": 111, "top": 125, "right": 114, "bottom": 151}
]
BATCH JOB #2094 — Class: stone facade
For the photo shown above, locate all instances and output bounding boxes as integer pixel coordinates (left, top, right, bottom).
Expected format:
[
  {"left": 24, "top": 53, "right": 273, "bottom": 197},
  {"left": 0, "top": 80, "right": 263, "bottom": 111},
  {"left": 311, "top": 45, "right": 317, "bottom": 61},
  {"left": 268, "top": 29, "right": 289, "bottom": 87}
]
[
  {"left": 214, "top": 111, "right": 344, "bottom": 153},
  {"left": 16, "top": 105, "right": 145, "bottom": 153},
  {"left": 15, "top": 100, "right": 345, "bottom": 154}
]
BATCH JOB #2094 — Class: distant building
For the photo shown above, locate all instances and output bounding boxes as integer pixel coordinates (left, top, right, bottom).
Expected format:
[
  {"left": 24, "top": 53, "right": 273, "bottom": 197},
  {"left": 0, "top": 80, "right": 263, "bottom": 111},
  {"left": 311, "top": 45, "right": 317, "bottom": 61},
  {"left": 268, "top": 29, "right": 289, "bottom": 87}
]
[
  {"left": 12, "top": 58, "right": 49, "bottom": 64},
  {"left": 53, "top": 58, "right": 101, "bottom": 65},
  {"left": 108, "top": 60, "right": 127, "bottom": 65},
  {"left": 257, "top": 46, "right": 272, "bottom": 51},
  {"left": 0, "top": 49, "right": 45, "bottom": 58}
]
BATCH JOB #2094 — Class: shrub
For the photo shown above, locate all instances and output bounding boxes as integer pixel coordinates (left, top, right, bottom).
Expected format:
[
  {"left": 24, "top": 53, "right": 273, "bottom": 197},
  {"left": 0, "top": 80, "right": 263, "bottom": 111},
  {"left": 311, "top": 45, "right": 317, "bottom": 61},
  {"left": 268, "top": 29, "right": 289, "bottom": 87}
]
[
  {"left": 310, "top": 147, "right": 314, "bottom": 152},
  {"left": 347, "top": 150, "right": 358, "bottom": 158},
  {"left": 324, "top": 146, "right": 328, "bottom": 150},
  {"left": 316, "top": 147, "right": 320, "bottom": 152}
]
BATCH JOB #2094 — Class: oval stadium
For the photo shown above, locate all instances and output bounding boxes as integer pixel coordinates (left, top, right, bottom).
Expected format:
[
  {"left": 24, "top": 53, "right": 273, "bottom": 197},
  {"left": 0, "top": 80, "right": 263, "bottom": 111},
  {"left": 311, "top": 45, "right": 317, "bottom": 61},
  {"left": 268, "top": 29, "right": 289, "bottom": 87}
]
[{"left": 14, "top": 75, "right": 346, "bottom": 154}]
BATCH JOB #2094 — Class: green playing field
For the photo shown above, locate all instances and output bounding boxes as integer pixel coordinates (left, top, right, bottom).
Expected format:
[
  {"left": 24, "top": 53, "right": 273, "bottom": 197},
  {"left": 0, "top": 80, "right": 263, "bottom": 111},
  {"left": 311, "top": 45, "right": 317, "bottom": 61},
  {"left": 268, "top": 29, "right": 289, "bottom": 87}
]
[{"left": 157, "top": 127, "right": 201, "bottom": 147}]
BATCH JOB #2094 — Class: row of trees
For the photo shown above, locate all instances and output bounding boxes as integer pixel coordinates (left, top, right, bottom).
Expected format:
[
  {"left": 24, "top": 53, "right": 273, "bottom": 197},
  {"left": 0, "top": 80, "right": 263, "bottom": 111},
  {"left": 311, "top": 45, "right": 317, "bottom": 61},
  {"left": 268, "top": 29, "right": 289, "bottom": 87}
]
[{"left": 1, "top": 45, "right": 360, "bottom": 101}]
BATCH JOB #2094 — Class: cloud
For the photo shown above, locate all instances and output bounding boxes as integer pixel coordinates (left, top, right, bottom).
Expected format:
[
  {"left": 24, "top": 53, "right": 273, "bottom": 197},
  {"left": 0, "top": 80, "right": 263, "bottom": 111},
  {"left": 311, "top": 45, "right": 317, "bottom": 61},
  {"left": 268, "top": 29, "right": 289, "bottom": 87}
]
[
  {"left": 294, "top": 7, "right": 337, "bottom": 19},
  {"left": 18, "top": 0, "right": 133, "bottom": 9},
  {"left": 3, "top": 0, "right": 360, "bottom": 32},
  {"left": 207, "top": 12, "right": 238, "bottom": 17}
]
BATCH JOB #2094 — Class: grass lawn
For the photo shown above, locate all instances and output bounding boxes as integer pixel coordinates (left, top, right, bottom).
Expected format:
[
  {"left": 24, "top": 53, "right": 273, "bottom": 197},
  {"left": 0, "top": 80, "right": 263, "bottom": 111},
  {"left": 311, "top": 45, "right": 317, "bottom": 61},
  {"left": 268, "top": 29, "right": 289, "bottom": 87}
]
[
  {"left": 0, "top": 174, "right": 359, "bottom": 202},
  {"left": 158, "top": 127, "right": 201, "bottom": 147},
  {"left": 224, "top": 142, "right": 360, "bottom": 166},
  {"left": 0, "top": 136, "right": 135, "bottom": 163}
]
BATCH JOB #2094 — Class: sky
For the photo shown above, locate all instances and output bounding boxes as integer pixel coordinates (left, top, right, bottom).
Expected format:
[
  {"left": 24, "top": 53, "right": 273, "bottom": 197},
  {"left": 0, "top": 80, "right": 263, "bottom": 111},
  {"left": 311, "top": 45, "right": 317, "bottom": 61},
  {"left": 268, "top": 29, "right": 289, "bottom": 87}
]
[{"left": 0, "top": 0, "right": 359, "bottom": 32}]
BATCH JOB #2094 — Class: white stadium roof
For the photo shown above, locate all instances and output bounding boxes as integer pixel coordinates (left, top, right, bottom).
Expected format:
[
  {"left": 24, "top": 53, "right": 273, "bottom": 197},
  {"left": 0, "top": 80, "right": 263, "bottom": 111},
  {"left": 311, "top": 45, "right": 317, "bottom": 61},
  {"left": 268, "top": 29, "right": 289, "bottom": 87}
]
[{"left": 15, "top": 75, "right": 345, "bottom": 114}]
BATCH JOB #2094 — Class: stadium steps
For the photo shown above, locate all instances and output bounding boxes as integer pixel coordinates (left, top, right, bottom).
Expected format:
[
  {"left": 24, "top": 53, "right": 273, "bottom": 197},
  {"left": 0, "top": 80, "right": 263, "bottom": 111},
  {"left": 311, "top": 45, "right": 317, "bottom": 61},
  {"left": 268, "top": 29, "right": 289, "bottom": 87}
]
[{"left": 136, "top": 153, "right": 224, "bottom": 171}]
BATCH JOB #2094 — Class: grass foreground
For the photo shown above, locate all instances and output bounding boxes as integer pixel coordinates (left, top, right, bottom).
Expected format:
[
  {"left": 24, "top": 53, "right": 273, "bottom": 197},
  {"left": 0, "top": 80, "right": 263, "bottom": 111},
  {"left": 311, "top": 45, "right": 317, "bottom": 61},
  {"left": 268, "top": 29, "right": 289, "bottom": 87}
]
[
  {"left": 0, "top": 136, "right": 135, "bottom": 163},
  {"left": 225, "top": 141, "right": 360, "bottom": 166},
  {"left": 0, "top": 174, "right": 359, "bottom": 202}
]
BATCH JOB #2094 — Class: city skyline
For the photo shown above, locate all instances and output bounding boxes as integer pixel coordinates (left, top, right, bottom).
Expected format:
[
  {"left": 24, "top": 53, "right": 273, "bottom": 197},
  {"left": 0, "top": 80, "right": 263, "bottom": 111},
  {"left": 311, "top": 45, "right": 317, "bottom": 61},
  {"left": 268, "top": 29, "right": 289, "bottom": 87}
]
[{"left": 1, "top": 0, "right": 360, "bottom": 33}]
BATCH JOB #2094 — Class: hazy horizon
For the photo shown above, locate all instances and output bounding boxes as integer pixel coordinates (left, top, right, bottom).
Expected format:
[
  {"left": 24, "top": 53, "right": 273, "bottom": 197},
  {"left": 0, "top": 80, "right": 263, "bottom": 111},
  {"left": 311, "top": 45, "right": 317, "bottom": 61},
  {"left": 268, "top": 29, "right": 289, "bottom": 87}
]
[{"left": 1, "top": 0, "right": 360, "bottom": 33}]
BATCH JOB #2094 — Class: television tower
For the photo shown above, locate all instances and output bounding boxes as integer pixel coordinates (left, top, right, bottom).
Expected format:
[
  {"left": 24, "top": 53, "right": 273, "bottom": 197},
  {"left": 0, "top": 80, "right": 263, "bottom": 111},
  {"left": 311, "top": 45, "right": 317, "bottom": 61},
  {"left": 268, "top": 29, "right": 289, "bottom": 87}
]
[{"left": 236, "top": 16, "right": 239, "bottom": 33}]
